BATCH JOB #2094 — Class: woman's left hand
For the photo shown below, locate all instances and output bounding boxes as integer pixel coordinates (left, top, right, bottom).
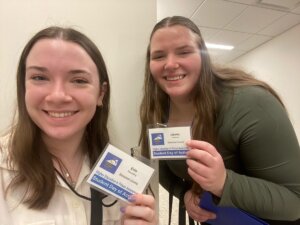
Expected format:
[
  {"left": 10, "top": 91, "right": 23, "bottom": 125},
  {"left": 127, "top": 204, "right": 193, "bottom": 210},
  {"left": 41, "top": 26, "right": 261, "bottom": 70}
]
[
  {"left": 184, "top": 189, "right": 216, "bottom": 222},
  {"left": 121, "top": 193, "right": 157, "bottom": 225},
  {"left": 186, "top": 140, "right": 227, "bottom": 197}
]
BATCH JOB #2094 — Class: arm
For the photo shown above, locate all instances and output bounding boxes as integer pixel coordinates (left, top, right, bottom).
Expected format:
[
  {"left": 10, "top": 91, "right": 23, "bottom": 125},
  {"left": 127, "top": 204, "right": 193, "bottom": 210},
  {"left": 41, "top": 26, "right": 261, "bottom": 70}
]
[
  {"left": 186, "top": 87, "right": 300, "bottom": 221},
  {"left": 219, "top": 87, "right": 300, "bottom": 220}
]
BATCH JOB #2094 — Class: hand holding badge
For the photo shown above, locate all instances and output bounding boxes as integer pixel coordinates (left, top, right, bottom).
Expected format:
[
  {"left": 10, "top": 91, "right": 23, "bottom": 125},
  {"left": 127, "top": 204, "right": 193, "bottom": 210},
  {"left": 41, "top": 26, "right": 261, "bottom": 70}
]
[
  {"left": 148, "top": 125, "right": 191, "bottom": 159},
  {"left": 87, "top": 124, "right": 190, "bottom": 202},
  {"left": 87, "top": 144, "right": 155, "bottom": 202}
]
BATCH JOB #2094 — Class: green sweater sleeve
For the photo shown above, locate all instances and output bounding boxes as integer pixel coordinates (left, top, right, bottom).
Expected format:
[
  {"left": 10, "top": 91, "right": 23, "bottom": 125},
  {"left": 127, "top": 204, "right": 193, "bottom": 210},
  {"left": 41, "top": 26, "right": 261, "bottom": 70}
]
[{"left": 218, "top": 87, "right": 300, "bottom": 221}]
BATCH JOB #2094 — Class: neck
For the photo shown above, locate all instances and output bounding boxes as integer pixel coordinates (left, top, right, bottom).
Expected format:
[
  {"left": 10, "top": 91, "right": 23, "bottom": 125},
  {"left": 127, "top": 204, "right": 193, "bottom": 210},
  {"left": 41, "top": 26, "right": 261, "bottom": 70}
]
[
  {"left": 168, "top": 99, "right": 195, "bottom": 126},
  {"left": 43, "top": 134, "right": 85, "bottom": 186},
  {"left": 42, "top": 132, "right": 84, "bottom": 161}
]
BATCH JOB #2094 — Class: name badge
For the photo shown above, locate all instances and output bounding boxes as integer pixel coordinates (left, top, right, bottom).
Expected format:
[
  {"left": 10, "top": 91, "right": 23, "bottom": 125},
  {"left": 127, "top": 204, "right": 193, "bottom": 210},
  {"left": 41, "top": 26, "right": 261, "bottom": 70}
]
[
  {"left": 148, "top": 126, "right": 191, "bottom": 159},
  {"left": 87, "top": 144, "right": 154, "bottom": 202}
]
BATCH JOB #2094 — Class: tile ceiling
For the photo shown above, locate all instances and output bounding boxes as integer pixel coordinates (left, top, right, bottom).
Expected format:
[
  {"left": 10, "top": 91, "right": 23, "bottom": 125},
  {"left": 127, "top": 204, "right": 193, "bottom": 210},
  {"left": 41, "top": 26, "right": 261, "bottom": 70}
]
[{"left": 157, "top": 0, "right": 300, "bottom": 63}]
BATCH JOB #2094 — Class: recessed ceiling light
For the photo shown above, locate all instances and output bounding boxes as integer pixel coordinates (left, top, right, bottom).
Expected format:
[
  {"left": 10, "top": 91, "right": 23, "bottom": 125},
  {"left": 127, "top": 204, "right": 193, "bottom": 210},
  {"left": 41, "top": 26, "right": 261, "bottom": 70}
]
[{"left": 205, "top": 42, "right": 234, "bottom": 50}]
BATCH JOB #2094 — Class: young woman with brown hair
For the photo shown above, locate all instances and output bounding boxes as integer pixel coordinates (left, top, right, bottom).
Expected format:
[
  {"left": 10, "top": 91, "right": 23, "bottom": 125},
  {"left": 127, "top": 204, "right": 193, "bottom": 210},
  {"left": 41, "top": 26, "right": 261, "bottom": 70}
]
[{"left": 139, "top": 16, "right": 300, "bottom": 225}]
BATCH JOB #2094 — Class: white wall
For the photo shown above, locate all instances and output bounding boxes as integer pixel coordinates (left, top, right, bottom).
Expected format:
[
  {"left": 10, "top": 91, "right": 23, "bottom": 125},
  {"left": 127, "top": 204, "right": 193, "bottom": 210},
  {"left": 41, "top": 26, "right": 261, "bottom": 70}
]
[
  {"left": 0, "top": 1, "right": 161, "bottom": 221},
  {"left": 231, "top": 24, "right": 300, "bottom": 140},
  {"left": 159, "top": 23, "right": 300, "bottom": 225},
  {"left": 0, "top": 0, "right": 156, "bottom": 151}
]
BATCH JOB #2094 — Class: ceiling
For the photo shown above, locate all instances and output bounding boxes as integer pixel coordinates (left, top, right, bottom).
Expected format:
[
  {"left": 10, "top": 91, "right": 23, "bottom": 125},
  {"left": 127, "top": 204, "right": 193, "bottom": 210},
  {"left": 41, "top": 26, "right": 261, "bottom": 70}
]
[{"left": 157, "top": 0, "right": 300, "bottom": 63}]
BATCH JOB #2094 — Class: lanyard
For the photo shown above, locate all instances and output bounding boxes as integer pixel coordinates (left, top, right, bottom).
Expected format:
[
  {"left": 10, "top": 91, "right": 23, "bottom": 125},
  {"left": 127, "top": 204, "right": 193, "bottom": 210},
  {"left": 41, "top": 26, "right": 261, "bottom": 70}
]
[
  {"left": 90, "top": 187, "right": 104, "bottom": 225},
  {"left": 55, "top": 169, "right": 118, "bottom": 225}
]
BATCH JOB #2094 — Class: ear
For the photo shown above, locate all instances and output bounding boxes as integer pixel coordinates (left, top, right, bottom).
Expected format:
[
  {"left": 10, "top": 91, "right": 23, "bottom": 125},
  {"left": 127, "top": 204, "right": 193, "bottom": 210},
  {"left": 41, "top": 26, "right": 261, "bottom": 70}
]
[{"left": 97, "top": 82, "right": 107, "bottom": 107}]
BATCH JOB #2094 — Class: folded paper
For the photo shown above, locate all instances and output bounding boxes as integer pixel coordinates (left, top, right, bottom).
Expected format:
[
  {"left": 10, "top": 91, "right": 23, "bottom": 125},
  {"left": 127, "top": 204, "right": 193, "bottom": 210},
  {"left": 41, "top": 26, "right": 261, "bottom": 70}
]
[{"left": 199, "top": 191, "right": 269, "bottom": 225}]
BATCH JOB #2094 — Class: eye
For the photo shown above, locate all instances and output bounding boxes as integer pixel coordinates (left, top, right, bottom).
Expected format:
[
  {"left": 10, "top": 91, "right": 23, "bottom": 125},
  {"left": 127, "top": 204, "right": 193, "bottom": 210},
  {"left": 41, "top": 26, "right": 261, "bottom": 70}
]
[
  {"left": 151, "top": 52, "right": 165, "bottom": 60},
  {"left": 177, "top": 48, "right": 195, "bottom": 56},
  {"left": 72, "top": 78, "right": 88, "bottom": 84},
  {"left": 31, "top": 75, "right": 48, "bottom": 81},
  {"left": 178, "top": 51, "right": 191, "bottom": 55},
  {"left": 176, "top": 46, "right": 197, "bottom": 56}
]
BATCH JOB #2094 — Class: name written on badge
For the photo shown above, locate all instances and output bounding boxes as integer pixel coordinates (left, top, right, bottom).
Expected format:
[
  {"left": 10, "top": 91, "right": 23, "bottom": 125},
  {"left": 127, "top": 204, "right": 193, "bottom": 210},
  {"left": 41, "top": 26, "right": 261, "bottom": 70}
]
[
  {"left": 148, "top": 126, "right": 191, "bottom": 159},
  {"left": 87, "top": 144, "right": 154, "bottom": 202}
]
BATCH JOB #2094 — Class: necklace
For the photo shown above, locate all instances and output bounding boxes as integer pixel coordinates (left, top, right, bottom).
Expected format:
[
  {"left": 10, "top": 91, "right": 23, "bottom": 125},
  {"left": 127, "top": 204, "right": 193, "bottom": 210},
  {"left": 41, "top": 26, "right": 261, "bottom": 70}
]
[
  {"left": 52, "top": 154, "right": 83, "bottom": 188},
  {"left": 58, "top": 159, "right": 76, "bottom": 188}
]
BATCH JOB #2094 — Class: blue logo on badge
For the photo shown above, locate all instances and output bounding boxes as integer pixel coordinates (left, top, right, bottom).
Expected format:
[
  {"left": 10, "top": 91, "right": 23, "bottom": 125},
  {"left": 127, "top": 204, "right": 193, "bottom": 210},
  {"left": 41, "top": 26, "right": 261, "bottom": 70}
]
[
  {"left": 151, "top": 133, "right": 164, "bottom": 145},
  {"left": 100, "top": 152, "right": 122, "bottom": 174}
]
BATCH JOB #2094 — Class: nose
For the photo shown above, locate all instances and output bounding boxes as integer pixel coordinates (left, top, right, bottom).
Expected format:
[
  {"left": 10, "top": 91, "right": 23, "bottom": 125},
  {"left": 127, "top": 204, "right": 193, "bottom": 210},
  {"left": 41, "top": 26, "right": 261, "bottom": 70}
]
[
  {"left": 45, "top": 82, "right": 72, "bottom": 103},
  {"left": 164, "top": 54, "right": 179, "bottom": 70}
]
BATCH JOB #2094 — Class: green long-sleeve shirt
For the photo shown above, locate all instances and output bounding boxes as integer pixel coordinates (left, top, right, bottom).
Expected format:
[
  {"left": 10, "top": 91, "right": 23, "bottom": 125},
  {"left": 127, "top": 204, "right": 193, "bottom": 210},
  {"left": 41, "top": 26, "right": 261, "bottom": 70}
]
[{"left": 160, "top": 86, "right": 300, "bottom": 224}]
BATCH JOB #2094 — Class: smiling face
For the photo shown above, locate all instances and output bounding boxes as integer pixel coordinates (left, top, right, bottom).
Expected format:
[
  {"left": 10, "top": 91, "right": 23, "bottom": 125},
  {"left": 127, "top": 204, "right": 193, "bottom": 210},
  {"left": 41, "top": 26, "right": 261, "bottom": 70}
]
[
  {"left": 149, "top": 25, "right": 201, "bottom": 102},
  {"left": 25, "top": 39, "right": 106, "bottom": 142}
]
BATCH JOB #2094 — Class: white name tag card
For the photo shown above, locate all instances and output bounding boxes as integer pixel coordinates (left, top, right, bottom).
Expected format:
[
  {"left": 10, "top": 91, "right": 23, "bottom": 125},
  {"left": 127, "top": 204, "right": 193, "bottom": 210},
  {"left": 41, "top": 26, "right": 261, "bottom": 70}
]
[
  {"left": 87, "top": 144, "right": 154, "bottom": 202},
  {"left": 148, "top": 126, "right": 191, "bottom": 159}
]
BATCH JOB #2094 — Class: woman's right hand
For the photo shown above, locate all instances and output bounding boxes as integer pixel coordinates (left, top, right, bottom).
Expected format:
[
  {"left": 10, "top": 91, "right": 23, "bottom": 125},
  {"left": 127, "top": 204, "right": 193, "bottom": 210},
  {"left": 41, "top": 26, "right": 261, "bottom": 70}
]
[
  {"left": 121, "top": 193, "right": 157, "bottom": 225},
  {"left": 184, "top": 189, "right": 216, "bottom": 222}
]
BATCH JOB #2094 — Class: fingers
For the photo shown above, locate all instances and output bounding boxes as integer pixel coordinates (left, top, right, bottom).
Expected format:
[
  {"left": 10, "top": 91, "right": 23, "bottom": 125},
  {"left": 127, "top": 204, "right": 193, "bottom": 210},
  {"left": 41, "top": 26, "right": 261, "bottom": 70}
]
[
  {"left": 188, "top": 206, "right": 216, "bottom": 222},
  {"left": 121, "top": 194, "right": 157, "bottom": 225},
  {"left": 184, "top": 189, "right": 216, "bottom": 222},
  {"left": 187, "top": 167, "right": 207, "bottom": 185},
  {"left": 187, "top": 155, "right": 226, "bottom": 196},
  {"left": 190, "top": 207, "right": 217, "bottom": 222},
  {"left": 187, "top": 149, "right": 215, "bottom": 168},
  {"left": 186, "top": 140, "right": 221, "bottom": 169},
  {"left": 186, "top": 140, "right": 218, "bottom": 157},
  {"left": 122, "top": 218, "right": 153, "bottom": 225},
  {"left": 129, "top": 194, "right": 155, "bottom": 209},
  {"left": 185, "top": 140, "right": 226, "bottom": 196}
]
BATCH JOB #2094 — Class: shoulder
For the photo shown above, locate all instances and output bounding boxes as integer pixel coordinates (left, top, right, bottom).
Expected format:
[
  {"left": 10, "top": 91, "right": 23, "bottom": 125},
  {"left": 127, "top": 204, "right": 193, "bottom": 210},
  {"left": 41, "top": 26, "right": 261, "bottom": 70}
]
[
  {"left": 217, "top": 85, "right": 290, "bottom": 138},
  {"left": 234, "top": 86, "right": 280, "bottom": 103},
  {"left": 221, "top": 86, "right": 285, "bottom": 114}
]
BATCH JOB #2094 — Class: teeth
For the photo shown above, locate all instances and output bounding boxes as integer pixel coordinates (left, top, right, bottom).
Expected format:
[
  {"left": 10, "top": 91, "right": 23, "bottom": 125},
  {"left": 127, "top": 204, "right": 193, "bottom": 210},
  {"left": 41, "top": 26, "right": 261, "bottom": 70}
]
[
  {"left": 48, "top": 112, "right": 74, "bottom": 118},
  {"left": 166, "top": 75, "right": 185, "bottom": 81}
]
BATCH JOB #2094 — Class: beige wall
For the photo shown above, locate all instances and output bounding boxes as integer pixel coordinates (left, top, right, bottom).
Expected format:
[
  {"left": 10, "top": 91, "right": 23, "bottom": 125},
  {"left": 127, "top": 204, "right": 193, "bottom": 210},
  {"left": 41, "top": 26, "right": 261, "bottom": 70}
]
[
  {"left": 0, "top": 1, "right": 161, "bottom": 221},
  {"left": 231, "top": 24, "right": 300, "bottom": 140},
  {"left": 0, "top": 0, "right": 156, "bottom": 151},
  {"left": 159, "top": 24, "right": 300, "bottom": 225},
  {"left": 1, "top": 1, "right": 299, "bottom": 225}
]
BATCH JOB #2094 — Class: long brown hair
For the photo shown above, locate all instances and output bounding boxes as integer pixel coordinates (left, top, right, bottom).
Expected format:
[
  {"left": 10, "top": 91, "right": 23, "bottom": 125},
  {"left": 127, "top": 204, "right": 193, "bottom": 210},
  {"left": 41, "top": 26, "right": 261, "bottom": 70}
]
[
  {"left": 139, "top": 16, "right": 284, "bottom": 158},
  {"left": 7, "top": 26, "right": 110, "bottom": 209}
]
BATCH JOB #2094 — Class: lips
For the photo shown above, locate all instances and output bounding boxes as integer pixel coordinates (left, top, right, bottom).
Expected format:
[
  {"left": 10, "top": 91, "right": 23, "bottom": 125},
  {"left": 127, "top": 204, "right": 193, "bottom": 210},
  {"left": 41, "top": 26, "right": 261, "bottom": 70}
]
[
  {"left": 46, "top": 111, "right": 77, "bottom": 118},
  {"left": 164, "top": 75, "right": 186, "bottom": 81}
]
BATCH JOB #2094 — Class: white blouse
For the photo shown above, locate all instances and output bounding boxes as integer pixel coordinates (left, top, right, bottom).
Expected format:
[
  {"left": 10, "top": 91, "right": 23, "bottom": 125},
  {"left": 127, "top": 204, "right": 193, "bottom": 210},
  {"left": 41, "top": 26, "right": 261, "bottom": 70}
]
[{"left": 0, "top": 139, "right": 121, "bottom": 225}]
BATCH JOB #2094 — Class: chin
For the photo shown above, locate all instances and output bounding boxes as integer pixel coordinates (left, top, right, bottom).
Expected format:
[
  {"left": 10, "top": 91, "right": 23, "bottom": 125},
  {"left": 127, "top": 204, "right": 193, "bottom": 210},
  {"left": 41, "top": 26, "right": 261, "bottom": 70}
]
[
  {"left": 168, "top": 91, "right": 188, "bottom": 98},
  {"left": 43, "top": 128, "right": 81, "bottom": 141}
]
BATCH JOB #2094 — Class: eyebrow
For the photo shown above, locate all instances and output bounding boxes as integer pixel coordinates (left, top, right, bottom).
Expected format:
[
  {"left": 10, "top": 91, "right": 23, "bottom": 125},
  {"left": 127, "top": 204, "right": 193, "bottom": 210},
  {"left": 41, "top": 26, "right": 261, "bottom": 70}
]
[
  {"left": 150, "top": 50, "right": 164, "bottom": 55},
  {"left": 176, "top": 45, "right": 194, "bottom": 50},
  {"left": 26, "top": 66, "right": 91, "bottom": 76},
  {"left": 68, "top": 69, "right": 92, "bottom": 76},
  {"left": 26, "top": 66, "right": 48, "bottom": 72},
  {"left": 151, "top": 45, "right": 195, "bottom": 53}
]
